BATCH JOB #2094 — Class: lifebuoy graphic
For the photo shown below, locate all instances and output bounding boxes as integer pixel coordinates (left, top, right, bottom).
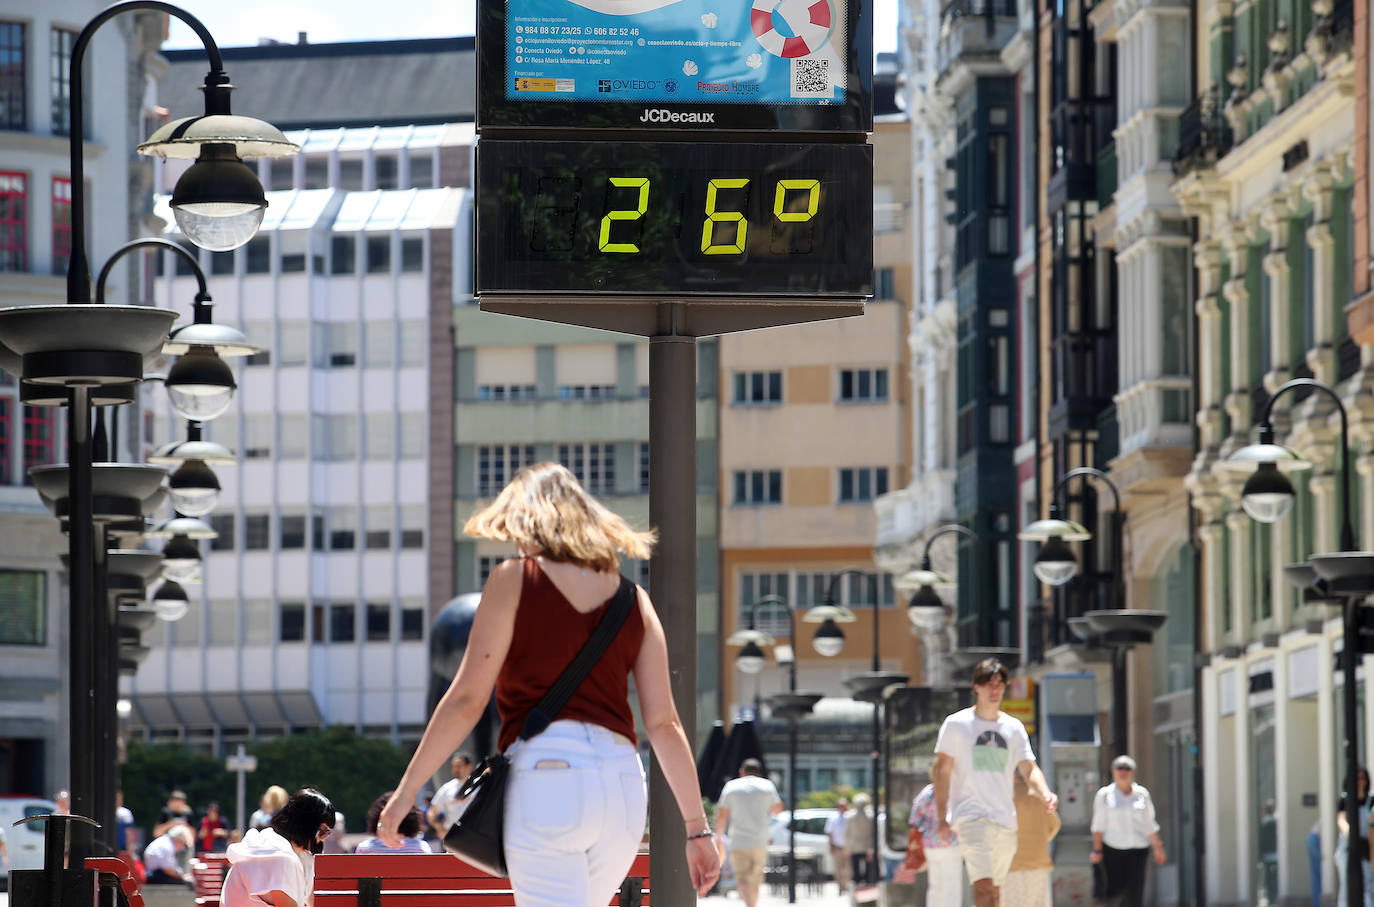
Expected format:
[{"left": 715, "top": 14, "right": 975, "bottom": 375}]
[{"left": 749, "top": 0, "right": 832, "bottom": 58}]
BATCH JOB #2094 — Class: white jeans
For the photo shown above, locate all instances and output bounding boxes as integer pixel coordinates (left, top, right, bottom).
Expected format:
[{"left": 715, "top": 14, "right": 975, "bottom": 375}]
[
  {"left": 504, "top": 720, "right": 647, "bottom": 907},
  {"left": 925, "top": 845, "right": 965, "bottom": 907}
]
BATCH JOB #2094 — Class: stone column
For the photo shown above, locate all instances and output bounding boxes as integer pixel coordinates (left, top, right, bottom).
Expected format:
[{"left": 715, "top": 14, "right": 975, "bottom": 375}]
[
  {"left": 1304, "top": 168, "right": 1338, "bottom": 384},
  {"left": 1198, "top": 518, "right": 1227, "bottom": 652},
  {"left": 1227, "top": 508, "right": 1251, "bottom": 647},
  {"left": 1261, "top": 199, "right": 1294, "bottom": 392},
  {"left": 1222, "top": 229, "right": 1254, "bottom": 443}
]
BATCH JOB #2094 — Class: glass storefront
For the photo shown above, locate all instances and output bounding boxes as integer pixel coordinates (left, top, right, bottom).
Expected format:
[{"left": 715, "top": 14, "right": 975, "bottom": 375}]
[{"left": 1251, "top": 702, "right": 1277, "bottom": 905}]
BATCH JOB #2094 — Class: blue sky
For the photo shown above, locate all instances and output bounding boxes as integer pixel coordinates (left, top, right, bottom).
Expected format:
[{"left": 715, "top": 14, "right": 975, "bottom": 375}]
[{"left": 163, "top": 0, "right": 898, "bottom": 55}]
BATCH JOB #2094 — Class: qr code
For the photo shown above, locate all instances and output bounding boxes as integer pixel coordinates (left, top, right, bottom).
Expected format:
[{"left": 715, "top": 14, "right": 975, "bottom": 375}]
[{"left": 790, "top": 58, "right": 831, "bottom": 97}]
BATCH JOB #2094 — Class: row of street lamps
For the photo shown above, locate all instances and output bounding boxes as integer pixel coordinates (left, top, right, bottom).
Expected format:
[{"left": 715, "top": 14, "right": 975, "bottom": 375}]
[{"left": 0, "top": 1, "right": 295, "bottom": 882}]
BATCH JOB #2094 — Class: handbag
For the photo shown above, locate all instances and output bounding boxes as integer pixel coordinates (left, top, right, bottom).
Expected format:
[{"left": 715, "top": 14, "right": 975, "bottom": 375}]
[
  {"left": 443, "top": 575, "right": 636, "bottom": 877},
  {"left": 902, "top": 827, "right": 927, "bottom": 872}
]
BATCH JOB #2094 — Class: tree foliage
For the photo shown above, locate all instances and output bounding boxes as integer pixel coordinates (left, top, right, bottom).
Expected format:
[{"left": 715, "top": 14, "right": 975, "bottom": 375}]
[{"left": 121, "top": 727, "right": 415, "bottom": 840}]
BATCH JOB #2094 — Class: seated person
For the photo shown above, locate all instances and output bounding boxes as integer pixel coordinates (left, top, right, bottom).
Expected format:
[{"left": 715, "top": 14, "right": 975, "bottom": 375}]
[
  {"left": 356, "top": 792, "right": 432, "bottom": 854},
  {"left": 144, "top": 825, "right": 194, "bottom": 885}
]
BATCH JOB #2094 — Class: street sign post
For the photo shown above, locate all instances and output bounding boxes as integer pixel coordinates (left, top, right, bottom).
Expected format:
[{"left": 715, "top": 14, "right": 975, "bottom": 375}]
[
  {"left": 473, "top": 0, "right": 874, "bottom": 898},
  {"left": 226, "top": 744, "right": 258, "bottom": 835}
]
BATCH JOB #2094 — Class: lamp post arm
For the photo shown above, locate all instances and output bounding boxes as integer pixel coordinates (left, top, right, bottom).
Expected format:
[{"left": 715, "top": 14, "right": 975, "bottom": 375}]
[
  {"left": 750, "top": 594, "right": 796, "bottom": 691},
  {"left": 1051, "top": 466, "right": 1122, "bottom": 513},
  {"left": 95, "top": 237, "right": 210, "bottom": 303},
  {"left": 919, "top": 523, "right": 979, "bottom": 565},
  {"left": 68, "top": 1, "right": 225, "bottom": 304},
  {"left": 1257, "top": 378, "right": 1357, "bottom": 552}
]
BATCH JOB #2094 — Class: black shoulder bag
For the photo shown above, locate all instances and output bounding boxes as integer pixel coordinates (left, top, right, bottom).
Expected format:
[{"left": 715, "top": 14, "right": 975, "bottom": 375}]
[{"left": 443, "top": 575, "right": 636, "bottom": 877}]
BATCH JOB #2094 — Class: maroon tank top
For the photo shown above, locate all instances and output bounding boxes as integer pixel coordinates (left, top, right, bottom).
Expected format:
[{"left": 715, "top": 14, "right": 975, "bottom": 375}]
[{"left": 496, "top": 557, "right": 645, "bottom": 752}]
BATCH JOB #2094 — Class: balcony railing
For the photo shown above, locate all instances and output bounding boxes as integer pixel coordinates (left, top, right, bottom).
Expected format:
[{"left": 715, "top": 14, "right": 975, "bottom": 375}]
[
  {"left": 1173, "top": 87, "right": 1233, "bottom": 174},
  {"left": 1095, "top": 141, "right": 1117, "bottom": 209},
  {"left": 941, "top": 0, "right": 1018, "bottom": 18}
]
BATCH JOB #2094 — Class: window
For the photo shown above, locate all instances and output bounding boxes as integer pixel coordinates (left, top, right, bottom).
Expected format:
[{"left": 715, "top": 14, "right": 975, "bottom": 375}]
[
  {"left": 279, "top": 414, "right": 307, "bottom": 458},
  {"left": 400, "top": 237, "right": 424, "bottom": 272},
  {"left": 839, "top": 368, "right": 889, "bottom": 402},
  {"left": 329, "top": 506, "right": 357, "bottom": 550},
  {"left": 279, "top": 514, "right": 306, "bottom": 549},
  {"left": 477, "top": 444, "right": 536, "bottom": 497},
  {"left": 243, "top": 321, "right": 272, "bottom": 367},
  {"left": 303, "top": 158, "right": 327, "bottom": 190},
  {"left": 638, "top": 442, "right": 650, "bottom": 493},
  {"left": 399, "top": 321, "right": 426, "bottom": 366},
  {"left": 207, "top": 598, "right": 237, "bottom": 646},
  {"left": 50, "top": 28, "right": 76, "bottom": 136},
  {"left": 364, "top": 413, "right": 395, "bottom": 460},
  {"left": 313, "top": 322, "right": 357, "bottom": 368},
  {"left": 0, "top": 569, "right": 45, "bottom": 645},
  {"left": 732, "top": 371, "right": 782, "bottom": 404},
  {"left": 874, "top": 268, "right": 896, "bottom": 300},
  {"left": 365, "top": 506, "right": 391, "bottom": 549},
  {"left": 477, "top": 384, "right": 538, "bottom": 401},
  {"left": 331, "top": 235, "right": 356, "bottom": 274},
  {"left": 400, "top": 505, "right": 424, "bottom": 548},
  {"left": 312, "top": 512, "right": 326, "bottom": 551},
  {"left": 269, "top": 160, "right": 294, "bottom": 191},
  {"left": 22, "top": 405, "right": 54, "bottom": 478},
  {"left": 279, "top": 322, "right": 309, "bottom": 367},
  {"left": 400, "top": 603, "right": 424, "bottom": 640},
  {"left": 330, "top": 603, "right": 355, "bottom": 643},
  {"left": 732, "top": 470, "right": 782, "bottom": 505},
  {"left": 243, "top": 414, "right": 272, "bottom": 459},
  {"left": 243, "top": 513, "right": 270, "bottom": 550},
  {"left": 366, "top": 603, "right": 391, "bottom": 641},
  {"left": 172, "top": 240, "right": 199, "bottom": 276},
  {"left": 312, "top": 413, "right": 357, "bottom": 461},
  {"left": 339, "top": 158, "right": 363, "bottom": 190},
  {"left": 210, "top": 250, "right": 234, "bottom": 276},
  {"left": 479, "top": 556, "right": 506, "bottom": 586},
  {"left": 280, "top": 253, "right": 305, "bottom": 273},
  {"left": 838, "top": 467, "right": 889, "bottom": 502},
  {"left": 0, "top": 171, "right": 27, "bottom": 272},
  {"left": 364, "top": 321, "right": 394, "bottom": 367},
  {"left": 243, "top": 599, "right": 273, "bottom": 645},
  {"left": 367, "top": 236, "right": 390, "bottom": 273},
  {"left": 51, "top": 177, "right": 70, "bottom": 277},
  {"left": 557, "top": 384, "right": 617, "bottom": 400},
  {"left": 311, "top": 603, "right": 326, "bottom": 642},
  {"left": 400, "top": 413, "right": 425, "bottom": 459},
  {"left": 375, "top": 155, "right": 398, "bottom": 190},
  {"left": 0, "top": 23, "right": 26, "bottom": 130},
  {"left": 558, "top": 443, "right": 615, "bottom": 494},
  {"left": 245, "top": 237, "right": 271, "bottom": 274},
  {"left": 739, "top": 571, "right": 791, "bottom": 635},
  {"left": 209, "top": 513, "right": 235, "bottom": 551},
  {"left": 408, "top": 153, "right": 433, "bottom": 188}
]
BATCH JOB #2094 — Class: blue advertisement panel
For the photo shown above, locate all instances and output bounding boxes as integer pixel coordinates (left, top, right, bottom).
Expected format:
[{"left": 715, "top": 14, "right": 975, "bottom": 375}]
[
  {"left": 506, "top": 0, "right": 848, "bottom": 107},
  {"left": 476, "top": 0, "right": 872, "bottom": 130}
]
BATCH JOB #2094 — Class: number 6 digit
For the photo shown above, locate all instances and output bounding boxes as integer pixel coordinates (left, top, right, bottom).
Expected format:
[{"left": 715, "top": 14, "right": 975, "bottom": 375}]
[{"left": 701, "top": 178, "right": 750, "bottom": 255}]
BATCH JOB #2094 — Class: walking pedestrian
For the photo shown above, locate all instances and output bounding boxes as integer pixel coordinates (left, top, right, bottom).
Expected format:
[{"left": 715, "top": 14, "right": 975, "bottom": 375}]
[
  {"left": 1089, "top": 755, "right": 1166, "bottom": 907},
  {"left": 716, "top": 758, "right": 783, "bottom": 907},
  {"left": 1335, "top": 768, "right": 1374, "bottom": 907},
  {"left": 909, "top": 782, "right": 962, "bottom": 907},
  {"left": 221, "top": 788, "right": 336, "bottom": 907},
  {"left": 1308, "top": 820, "right": 1323, "bottom": 907},
  {"left": 1003, "top": 773, "right": 1061, "bottom": 907},
  {"left": 844, "top": 793, "right": 876, "bottom": 888},
  {"left": 825, "top": 796, "right": 851, "bottom": 890},
  {"left": 377, "top": 462, "right": 720, "bottom": 902},
  {"left": 933, "top": 657, "right": 1058, "bottom": 907}
]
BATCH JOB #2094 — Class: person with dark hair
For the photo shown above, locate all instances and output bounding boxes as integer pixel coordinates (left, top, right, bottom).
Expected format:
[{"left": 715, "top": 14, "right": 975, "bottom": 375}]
[
  {"left": 1336, "top": 768, "right": 1374, "bottom": 907},
  {"left": 933, "top": 658, "right": 1057, "bottom": 907},
  {"left": 221, "top": 788, "right": 335, "bottom": 907},
  {"left": 427, "top": 753, "right": 475, "bottom": 836},
  {"left": 358, "top": 791, "right": 432, "bottom": 854},
  {"left": 716, "top": 758, "right": 783, "bottom": 907},
  {"left": 378, "top": 462, "right": 720, "bottom": 902},
  {"left": 200, "top": 802, "right": 230, "bottom": 854}
]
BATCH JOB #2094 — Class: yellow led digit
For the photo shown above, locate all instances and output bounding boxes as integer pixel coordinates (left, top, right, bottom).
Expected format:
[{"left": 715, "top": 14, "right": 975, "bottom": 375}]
[
  {"left": 598, "top": 177, "right": 650, "bottom": 253},
  {"left": 773, "top": 179, "right": 820, "bottom": 222},
  {"left": 701, "top": 178, "right": 750, "bottom": 255}
]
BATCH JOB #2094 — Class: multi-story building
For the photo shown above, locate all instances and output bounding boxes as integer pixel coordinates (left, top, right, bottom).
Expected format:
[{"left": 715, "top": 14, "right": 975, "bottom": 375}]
[
  {"left": 714, "top": 64, "right": 917, "bottom": 793},
  {"left": 1172, "top": 0, "right": 1364, "bottom": 895},
  {"left": 0, "top": 1, "right": 163, "bottom": 798},
  {"left": 122, "top": 36, "right": 477, "bottom": 749}
]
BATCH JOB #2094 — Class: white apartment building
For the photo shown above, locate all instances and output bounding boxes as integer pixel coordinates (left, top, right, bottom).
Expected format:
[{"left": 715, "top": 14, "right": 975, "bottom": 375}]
[
  {"left": 0, "top": 0, "right": 162, "bottom": 798},
  {"left": 123, "top": 123, "right": 473, "bottom": 750}
]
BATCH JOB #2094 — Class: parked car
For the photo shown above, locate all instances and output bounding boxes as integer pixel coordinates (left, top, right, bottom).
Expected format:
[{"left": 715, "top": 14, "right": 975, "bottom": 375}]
[
  {"left": 0, "top": 795, "right": 59, "bottom": 888},
  {"left": 768, "top": 807, "right": 839, "bottom": 878}
]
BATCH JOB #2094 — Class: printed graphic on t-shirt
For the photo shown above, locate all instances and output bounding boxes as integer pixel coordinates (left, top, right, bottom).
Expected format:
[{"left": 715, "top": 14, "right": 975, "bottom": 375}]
[{"left": 972, "top": 729, "right": 1010, "bottom": 772}]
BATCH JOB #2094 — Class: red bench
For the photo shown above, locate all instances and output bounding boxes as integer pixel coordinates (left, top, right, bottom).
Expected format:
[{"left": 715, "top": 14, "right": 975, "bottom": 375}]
[
  {"left": 192, "top": 853, "right": 230, "bottom": 905},
  {"left": 85, "top": 855, "right": 146, "bottom": 907},
  {"left": 314, "top": 851, "right": 650, "bottom": 907}
]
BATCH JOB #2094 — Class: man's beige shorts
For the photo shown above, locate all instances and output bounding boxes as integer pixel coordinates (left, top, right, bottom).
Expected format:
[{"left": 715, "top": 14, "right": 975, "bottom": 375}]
[
  {"left": 954, "top": 819, "right": 1019, "bottom": 887},
  {"left": 730, "top": 848, "right": 769, "bottom": 888}
]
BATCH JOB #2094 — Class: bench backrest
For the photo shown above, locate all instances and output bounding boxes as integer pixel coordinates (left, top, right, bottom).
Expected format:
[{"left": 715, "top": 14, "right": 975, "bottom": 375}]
[
  {"left": 314, "top": 852, "right": 651, "bottom": 907},
  {"left": 192, "top": 854, "right": 229, "bottom": 903}
]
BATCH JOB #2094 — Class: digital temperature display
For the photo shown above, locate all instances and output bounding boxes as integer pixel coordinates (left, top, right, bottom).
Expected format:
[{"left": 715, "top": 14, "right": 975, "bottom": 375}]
[{"left": 475, "top": 139, "right": 873, "bottom": 297}]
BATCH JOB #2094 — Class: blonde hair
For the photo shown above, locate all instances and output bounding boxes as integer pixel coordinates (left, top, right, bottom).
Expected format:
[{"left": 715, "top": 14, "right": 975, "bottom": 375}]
[
  {"left": 464, "top": 462, "right": 655, "bottom": 572},
  {"left": 263, "top": 784, "right": 289, "bottom": 814}
]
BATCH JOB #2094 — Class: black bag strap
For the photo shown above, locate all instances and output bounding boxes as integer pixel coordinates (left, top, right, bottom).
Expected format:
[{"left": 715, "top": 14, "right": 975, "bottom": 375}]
[{"left": 519, "top": 575, "right": 636, "bottom": 741}]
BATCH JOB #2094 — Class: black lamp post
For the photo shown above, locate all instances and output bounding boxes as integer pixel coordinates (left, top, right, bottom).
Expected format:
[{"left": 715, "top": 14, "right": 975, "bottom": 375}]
[
  {"left": 1219, "top": 377, "right": 1363, "bottom": 907},
  {"left": 728, "top": 594, "right": 822, "bottom": 904},
  {"left": 896, "top": 524, "right": 981, "bottom": 684},
  {"left": 809, "top": 570, "right": 909, "bottom": 887},
  {"left": 0, "top": 2, "right": 292, "bottom": 869}
]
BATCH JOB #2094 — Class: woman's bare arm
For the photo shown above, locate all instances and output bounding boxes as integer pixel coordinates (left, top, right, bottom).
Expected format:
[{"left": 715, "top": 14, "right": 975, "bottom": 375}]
[{"left": 377, "top": 560, "right": 522, "bottom": 843}]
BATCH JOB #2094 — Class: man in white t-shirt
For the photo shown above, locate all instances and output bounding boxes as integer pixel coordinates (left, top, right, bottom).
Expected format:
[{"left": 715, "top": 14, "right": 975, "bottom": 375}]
[
  {"left": 716, "top": 759, "right": 783, "bottom": 907},
  {"left": 143, "top": 825, "right": 193, "bottom": 885},
  {"left": 934, "top": 658, "right": 1057, "bottom": 907},
  {"left": 427, "top": 753, "right": 475, "bottom": 836}
]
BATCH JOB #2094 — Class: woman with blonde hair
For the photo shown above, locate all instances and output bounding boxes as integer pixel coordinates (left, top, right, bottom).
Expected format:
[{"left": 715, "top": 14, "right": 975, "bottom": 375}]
[
  {"left": 379, "top": 462, "right": 720, "bottom": 905},
  {"left": 248, "top": 786, "right": 289, "bottom": 832}
]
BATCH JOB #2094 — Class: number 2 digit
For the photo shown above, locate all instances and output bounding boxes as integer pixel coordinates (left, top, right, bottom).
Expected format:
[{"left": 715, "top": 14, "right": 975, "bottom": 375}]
[{"left": 598, "top": 177, "right": 650, "bottom": 253}]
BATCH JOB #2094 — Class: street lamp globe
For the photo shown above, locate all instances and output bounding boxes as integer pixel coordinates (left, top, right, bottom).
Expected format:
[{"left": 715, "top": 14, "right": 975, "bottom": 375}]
[
  {"left": 151, "top": 580, "right": 190, "bottom": 622},
  {"left": 168, "top": 143, "right": 267, "bottom": 251},
  {"left": 1033, "top": 535, "right": 1079, "bottom": 586},
  {"left": 736, "top": 641, "right": 767, "bottom": 674},
  {"left": 167, "top": 459, "right": 220, "bottom": 517},
  {"left": 1240, "top": 462, "right": 1297, "bottom": 523},
  {"left": 165, "top": 347, "right": 236, "bottom": 421},
  {"left": 908, "top": 582, "right": 949, "bottom": 629},
  {"left": 812, "top": 618, "right": 846, "bottom": 657},
  {"left": 160, "top": 535, "right": 203, "bottom": 583}
]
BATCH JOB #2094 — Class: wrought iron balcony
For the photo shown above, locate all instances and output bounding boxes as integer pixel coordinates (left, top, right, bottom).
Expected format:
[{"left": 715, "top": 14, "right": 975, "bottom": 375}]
[
  {"left": 1096, "top": 140, "right": 1117, "bottom": 210},
  {"left": 1173, "top": 87, "right": 1233, "bottom": 174}
]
